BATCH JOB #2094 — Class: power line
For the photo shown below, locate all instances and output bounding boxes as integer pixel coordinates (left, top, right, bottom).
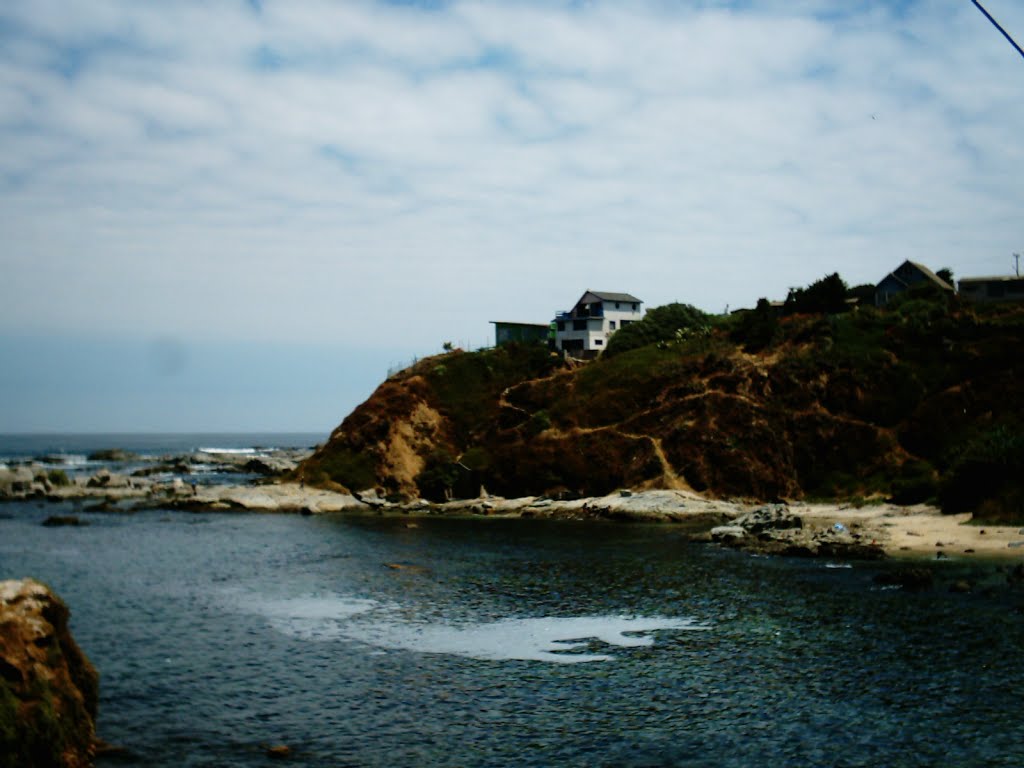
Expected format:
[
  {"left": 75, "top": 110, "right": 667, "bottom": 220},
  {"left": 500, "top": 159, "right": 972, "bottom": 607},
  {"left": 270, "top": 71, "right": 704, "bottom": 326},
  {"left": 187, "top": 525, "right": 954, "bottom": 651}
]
[{"left": 970, "top": 0, "right": 1024, "bottom": 62}]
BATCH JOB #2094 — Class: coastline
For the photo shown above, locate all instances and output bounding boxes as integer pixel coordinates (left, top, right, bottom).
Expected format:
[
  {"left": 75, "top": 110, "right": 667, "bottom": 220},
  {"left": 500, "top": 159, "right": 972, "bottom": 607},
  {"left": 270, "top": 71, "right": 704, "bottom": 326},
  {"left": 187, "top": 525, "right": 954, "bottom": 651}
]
[{"left": 5, "top": 458, "right": 1023, "bottom": 560}]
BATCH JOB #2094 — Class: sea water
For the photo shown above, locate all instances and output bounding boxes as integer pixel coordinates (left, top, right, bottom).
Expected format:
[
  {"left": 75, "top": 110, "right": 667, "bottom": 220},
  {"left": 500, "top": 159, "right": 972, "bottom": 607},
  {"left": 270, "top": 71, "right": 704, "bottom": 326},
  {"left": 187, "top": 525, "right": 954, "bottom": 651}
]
[{"left": 1, "top": 436, "right": 1023, "bottom": 766}]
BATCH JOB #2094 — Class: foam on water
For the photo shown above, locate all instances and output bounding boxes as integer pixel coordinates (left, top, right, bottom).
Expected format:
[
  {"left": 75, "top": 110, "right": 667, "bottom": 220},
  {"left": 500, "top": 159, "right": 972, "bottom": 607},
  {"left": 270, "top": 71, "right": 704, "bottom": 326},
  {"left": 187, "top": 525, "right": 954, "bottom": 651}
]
[{"left": 230, "top": 591, "right": 707, "bottom": 664}]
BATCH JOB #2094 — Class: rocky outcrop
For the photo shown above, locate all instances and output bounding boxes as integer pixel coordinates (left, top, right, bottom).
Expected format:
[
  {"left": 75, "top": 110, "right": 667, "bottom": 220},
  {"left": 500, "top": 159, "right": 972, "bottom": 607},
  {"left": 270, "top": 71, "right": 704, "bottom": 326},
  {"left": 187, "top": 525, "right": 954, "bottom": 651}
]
[
  {"left": 0, "top": 579, "right": 99, "bottom": 768},
  {"left": 709, "top": 503, "right": 886, "bottom": 559}
]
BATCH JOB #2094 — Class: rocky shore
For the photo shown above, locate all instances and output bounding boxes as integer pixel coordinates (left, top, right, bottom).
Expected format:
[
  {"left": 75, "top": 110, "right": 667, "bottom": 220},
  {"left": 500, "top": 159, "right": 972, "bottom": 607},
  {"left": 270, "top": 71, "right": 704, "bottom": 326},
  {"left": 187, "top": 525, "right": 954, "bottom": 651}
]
[
  {"left": 0, "top": 579, "right": 99, "bottom": 768},
  {"left": 5, "top": 452, "right": 1023, "bottom": 561}
]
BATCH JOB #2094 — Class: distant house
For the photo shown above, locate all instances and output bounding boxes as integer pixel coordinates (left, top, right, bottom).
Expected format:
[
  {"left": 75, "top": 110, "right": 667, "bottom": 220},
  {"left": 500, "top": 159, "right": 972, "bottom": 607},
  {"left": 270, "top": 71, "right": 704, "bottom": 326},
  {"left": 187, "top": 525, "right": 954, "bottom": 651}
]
[
  {"left": 553, "top": 290, "right": 643, "bottom": 358},
  {"left": 875, "top": 261, "right": 954, "bottom": 306},
  {"left": 490, "top": 321, "right": 552, "bottom": 347},
  {"left": 957, "top": 275, "right": 1024, "bottom": 303}
]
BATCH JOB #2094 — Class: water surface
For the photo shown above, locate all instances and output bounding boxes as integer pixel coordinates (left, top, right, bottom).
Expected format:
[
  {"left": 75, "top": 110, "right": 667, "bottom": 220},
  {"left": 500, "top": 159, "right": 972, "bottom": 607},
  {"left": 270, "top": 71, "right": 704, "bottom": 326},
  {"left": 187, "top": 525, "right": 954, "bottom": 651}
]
[{"left": 2, "top": 503, "right": 1022, "bottom": 766}]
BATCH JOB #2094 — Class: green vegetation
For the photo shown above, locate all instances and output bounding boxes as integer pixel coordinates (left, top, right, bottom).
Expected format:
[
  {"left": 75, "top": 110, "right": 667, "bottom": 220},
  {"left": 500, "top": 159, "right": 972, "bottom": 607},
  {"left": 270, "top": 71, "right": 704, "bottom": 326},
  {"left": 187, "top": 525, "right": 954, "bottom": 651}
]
[
  {"left": 941, "top": 425, "right": 1024, "bottom": 522},
  {"left": 0, "top": 676, "right": 92, "bottom": 768},
  {"left": 422, "top": 343, "right": 560, "bottom": 438},
  {"left": 604, "top": 303, "right": 710, "bottom": 357},
  {"left": 302, "top": 272, "right": 1024, "bottom": 521},
  {"left": 783, "top": 272, "right": 849, "bottom": 315},
  {"left": 46, "top": 469, "right": 70, "bottom": 487},
  {"left": 302, "top": 446, "right": 377, "bottom": 492}
]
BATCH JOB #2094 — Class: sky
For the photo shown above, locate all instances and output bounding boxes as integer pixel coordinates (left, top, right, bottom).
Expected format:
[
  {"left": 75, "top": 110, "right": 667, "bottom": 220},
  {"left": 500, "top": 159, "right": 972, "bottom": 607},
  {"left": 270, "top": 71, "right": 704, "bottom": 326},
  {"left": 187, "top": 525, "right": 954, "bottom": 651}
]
[{"left": 1, "top": 0, "right": 1022, "bottom": 433}]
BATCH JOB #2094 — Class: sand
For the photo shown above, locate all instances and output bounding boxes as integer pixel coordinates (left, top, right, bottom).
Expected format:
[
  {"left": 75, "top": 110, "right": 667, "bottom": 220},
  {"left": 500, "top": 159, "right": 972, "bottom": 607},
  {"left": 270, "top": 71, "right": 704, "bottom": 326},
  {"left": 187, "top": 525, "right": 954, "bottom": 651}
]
[{"left": 789, "top": 501, "right": 1024, "bottom": 560}]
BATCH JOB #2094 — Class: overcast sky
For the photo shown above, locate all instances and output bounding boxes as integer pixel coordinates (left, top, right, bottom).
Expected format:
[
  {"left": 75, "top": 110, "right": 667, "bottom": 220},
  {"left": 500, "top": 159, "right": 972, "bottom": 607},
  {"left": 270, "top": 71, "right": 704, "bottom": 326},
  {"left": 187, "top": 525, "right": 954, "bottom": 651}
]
[{"left": 1, "top": 0, "right": 1022, "bottom": 433}]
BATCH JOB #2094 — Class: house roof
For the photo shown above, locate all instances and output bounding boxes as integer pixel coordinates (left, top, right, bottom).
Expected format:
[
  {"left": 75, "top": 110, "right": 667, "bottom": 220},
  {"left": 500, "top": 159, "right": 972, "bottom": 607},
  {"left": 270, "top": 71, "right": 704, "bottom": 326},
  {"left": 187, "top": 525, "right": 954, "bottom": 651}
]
[
  {"left": 958, "top": 275, "right": 1022, "bottom": 284},
  {"left": 583, "top": 290, "right": 642, "bottom": 304},
  {"left": 490, "top": 321, "right": 551, "bottom": 328},
  {"left": 879, "top": 261, "right": 954, "bottom": 292}
]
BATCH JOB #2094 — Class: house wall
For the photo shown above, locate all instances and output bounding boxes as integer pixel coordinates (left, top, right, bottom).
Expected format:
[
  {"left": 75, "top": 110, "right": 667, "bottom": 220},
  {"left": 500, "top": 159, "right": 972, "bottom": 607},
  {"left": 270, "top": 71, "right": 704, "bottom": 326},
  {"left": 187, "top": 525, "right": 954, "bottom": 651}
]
[
  {"left": 494, "top": 323, "right": 551, "bottom": 345},
  {"left": 553, "top": 303, "right": 642, "bottom": 354},
  {"left": 959, "top": 278, "right": 1024, "bottom": 303}
]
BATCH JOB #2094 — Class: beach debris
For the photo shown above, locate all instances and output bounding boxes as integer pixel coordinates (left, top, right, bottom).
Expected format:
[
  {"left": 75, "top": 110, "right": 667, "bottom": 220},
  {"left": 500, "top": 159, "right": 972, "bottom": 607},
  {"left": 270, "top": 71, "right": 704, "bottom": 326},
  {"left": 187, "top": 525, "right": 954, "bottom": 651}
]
[{"left": 832, "top": 522, "right": 848, "bottom": 534}]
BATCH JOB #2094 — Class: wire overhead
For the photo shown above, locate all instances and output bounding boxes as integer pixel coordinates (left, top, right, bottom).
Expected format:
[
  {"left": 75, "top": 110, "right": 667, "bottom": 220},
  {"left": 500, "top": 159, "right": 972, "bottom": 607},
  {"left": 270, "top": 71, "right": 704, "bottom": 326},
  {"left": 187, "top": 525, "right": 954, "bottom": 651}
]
[{"left": 970, "top": 0, "right": 1024, "bottom": 62}]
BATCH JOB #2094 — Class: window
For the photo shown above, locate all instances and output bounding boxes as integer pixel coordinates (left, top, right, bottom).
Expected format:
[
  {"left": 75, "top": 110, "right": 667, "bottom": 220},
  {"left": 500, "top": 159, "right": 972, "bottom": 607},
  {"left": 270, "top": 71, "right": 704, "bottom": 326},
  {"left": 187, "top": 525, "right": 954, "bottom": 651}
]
[
  {"left": 621, "top": 319, "right": 632, "bottom": 327},
  {"left": 609, "top": 321, "right": 616, "bottom": 330},
  {"left": 594, "top": 339, "right": 602, "bottom": 346},
  {"left": 615, "top": 302, "right": 620, "bottom": 309},
  {"left": 573, "top": 319, "right": 587, "bottom": 331},
  {"left": 556, "top": 321, "right": 565, "bottom": 331},
  {"left": 632, "top": 303, "right": 638, "bottom": 311}
]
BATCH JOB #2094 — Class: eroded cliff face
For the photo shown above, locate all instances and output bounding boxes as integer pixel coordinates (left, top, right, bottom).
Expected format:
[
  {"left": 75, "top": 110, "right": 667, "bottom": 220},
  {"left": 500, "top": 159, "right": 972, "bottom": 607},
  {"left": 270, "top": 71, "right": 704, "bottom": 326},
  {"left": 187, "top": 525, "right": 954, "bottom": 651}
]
[
  {"left": 298, "top": 301, "right": 1024, "bottom": 516},
  {"left": 0, "top": 579, "right": 99, "bottom": 768}
]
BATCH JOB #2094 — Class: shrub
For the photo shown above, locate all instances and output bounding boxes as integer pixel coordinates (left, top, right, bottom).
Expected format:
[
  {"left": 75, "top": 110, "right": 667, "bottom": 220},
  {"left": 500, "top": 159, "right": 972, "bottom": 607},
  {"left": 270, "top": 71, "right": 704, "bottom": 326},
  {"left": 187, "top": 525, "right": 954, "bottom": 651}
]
[
  {"left": 46, "top": 469, "right": 71, "bottom": 487},
  {"left": 604, "top": 303, "right": 710, "bottom": 357},
  {"left": 783, "top": 273, "right": 849, "bottom": 315},
  {"left": 940, "top": 425, "right": 1024, "bottom": 520}
]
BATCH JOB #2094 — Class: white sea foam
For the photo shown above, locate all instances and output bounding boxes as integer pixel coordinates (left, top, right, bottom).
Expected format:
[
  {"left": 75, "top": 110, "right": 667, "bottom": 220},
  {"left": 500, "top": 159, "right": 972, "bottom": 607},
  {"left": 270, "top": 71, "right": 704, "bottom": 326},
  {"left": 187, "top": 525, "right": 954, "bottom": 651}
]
[
  {"left": 198, "top": 447, "right": 261, "bottom": 455},
  {"left": 348, "top": 615, "right": 708, "bottom": 663},
  {"left": 234, "top": 592, "right": 708, "bottom": 663}
]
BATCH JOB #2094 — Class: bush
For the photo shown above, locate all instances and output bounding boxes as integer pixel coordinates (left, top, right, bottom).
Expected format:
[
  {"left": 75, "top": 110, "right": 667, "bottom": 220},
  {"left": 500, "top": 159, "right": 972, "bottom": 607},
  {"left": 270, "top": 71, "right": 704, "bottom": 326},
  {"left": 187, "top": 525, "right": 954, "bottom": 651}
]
[
  {"left": 940, "top": 425, "right": 1024, "bottom": 520},
  {"left": 604, "top": 303, "right": 710, "bottom": 357},
  {"left": 784, "top": 273, "right": 849, "bottom": 315},
  {"left": 46, "top": 469, "right": 71, "bottom": 487},
  {"left": 730, "top": 298, "right": 779, "bottom": 352}
]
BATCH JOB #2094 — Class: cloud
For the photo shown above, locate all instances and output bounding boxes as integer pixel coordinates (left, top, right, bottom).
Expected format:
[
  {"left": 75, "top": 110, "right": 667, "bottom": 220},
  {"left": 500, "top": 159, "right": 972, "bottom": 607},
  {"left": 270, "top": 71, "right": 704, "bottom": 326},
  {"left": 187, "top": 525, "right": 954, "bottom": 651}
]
[{"left": 1, "top": 0, "right": 1023, "bottom": 352}]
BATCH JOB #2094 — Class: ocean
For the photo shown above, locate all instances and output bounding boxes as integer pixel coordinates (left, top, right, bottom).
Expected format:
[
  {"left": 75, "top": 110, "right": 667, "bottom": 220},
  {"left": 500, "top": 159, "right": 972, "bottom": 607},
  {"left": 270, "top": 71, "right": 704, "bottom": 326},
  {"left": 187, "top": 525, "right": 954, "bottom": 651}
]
[{"left": 2, "top": 435, "right": 1023, "bottom": 766}]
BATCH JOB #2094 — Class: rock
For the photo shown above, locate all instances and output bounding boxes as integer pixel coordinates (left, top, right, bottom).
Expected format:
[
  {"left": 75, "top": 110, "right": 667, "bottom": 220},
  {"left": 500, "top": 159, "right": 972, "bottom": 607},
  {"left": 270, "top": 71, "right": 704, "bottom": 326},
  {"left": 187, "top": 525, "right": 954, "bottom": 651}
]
[
  {"left": 41, "top": 516, "right": 88, "bottom": 528},
  {"left": 86, "top": 449, "right": 137, "bottom": 462},
  {"left": 0, "top": 467, "right": 35, "bottom": 496},
  {"left": 242, "top": 457, "right": 296, "bottom": 476},
  {"left": 0, "top": 578, "right": 99, "bottom": 767},
  {"left": 710, "top": 525, "right": 747, "bottom": 543},
  {"left": 85, "top": 469, "right": 129, "bottom": 489},
  {"left": 733, "top": 503, "right": 802, "bottom": 535},
  {"left": 874, "top": 567, "right": 934, "bottom": 591},
  {"left": 266, "top": 744, "right": 292, "bottom": 759}
]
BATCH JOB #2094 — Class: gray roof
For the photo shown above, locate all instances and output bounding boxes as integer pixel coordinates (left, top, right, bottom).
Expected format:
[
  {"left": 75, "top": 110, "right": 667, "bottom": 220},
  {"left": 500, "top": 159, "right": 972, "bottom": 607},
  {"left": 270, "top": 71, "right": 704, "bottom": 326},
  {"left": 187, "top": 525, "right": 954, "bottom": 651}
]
[
  {"left": 586, "top": 291, "right": 642, "bottom": 304},
  {"left": 905, "top": 261, "right": 954, "bottom": 291},
  {"left": 958, "top": 275, "right": 1021, "bottom": 283}
]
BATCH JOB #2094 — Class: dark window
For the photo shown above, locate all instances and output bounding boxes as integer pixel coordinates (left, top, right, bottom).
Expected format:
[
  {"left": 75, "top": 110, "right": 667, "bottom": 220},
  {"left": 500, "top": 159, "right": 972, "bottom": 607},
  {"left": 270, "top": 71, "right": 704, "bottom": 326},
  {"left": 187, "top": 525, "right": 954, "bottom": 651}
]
[
  {"left": 594, "top": 339, "right": 602, "bottom": 346},
  {"left": 609, "top": 321, "right": 616, "bottom": 330},
  {"left": 615, "top": 302, "right": 620, "bottom": 309},
  {"left": 556, "top": 321, "right": 565, "bottom": 331},
  {"left": 573, "top": 320, "right": 587, "bottom": 331},
  {"left": 632, "top": 303, "right": 638, "bottom": 311}
]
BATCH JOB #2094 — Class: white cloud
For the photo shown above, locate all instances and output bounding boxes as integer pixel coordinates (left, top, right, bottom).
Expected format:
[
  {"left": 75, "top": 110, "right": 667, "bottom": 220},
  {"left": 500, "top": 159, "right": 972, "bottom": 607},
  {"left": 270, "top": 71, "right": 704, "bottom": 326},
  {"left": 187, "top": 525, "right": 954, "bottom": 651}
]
[{"left": 2, "top": 0, "right": 1023, "bottom": 350}]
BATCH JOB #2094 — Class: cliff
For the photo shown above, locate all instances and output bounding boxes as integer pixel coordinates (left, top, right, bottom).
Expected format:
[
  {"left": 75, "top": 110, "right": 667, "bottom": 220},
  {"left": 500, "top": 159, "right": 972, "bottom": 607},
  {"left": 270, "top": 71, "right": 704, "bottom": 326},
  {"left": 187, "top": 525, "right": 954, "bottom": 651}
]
[
  {"left": 298, "top": 291, "right": 1024, "bottom": 523},
  {"left": 0, "top": 579, "right": 99, "bottom": 768}
]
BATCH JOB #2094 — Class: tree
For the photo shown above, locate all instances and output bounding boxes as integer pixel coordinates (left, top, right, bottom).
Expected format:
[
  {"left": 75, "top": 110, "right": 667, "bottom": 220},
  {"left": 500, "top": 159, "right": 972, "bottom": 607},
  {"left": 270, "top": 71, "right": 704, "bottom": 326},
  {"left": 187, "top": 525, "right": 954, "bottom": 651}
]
[
  {"left": 603, "top": 303, "right": 710, "bottom": 357},
  {"left": 783, "top": 273, "right": 849, "bottom": 315},
  {"left": 936, "top": 268, "right": 954, "bottom": 287}
]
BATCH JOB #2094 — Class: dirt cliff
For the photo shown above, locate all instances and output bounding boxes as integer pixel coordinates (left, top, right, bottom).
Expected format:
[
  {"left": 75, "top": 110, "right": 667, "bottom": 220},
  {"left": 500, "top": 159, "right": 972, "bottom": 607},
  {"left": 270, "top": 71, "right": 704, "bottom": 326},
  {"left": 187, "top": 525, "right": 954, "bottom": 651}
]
[{"left": 298, "top": 294, "right": 1024, "bottom": 522}]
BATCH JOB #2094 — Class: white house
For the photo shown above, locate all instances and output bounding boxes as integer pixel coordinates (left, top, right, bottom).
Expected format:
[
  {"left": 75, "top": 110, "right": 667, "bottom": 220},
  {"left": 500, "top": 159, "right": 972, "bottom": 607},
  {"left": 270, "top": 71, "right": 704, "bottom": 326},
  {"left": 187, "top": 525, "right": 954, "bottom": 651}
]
[{"left": 553, "top": 290, "right": 643, "bottom": 357}]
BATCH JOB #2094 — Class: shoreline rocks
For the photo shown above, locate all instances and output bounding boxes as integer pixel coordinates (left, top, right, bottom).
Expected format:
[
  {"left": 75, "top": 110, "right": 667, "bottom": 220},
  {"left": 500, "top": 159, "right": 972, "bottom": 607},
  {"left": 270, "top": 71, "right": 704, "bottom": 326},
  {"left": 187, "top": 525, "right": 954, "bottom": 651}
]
[{"left": 0, "top": 579, "right": 100, "bottom": 768}]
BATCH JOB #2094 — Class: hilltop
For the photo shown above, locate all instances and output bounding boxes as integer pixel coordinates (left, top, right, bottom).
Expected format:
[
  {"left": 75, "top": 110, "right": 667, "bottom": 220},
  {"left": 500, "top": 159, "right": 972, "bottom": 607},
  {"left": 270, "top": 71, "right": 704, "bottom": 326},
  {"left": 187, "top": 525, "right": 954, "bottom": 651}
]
[{"left": 297, "top": 284, "right": 1024, "bottom": 524}]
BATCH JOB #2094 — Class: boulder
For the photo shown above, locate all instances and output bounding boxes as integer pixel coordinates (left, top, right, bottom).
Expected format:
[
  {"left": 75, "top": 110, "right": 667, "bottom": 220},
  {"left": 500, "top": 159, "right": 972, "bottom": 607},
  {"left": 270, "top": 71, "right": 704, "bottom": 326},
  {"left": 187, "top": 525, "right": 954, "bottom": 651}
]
[
  {"left": 0, "top": 579, "right": 99, "bottom": 767},
  {"left": 85, "top": 450, "right": 137, "bottom": 462},
  {"left": 710, "top": 525, "right": 747, "bottom": 543},
  {"left": 733, "top": 503, "right": 802, "bottom": 534},
  {"left": 0, "top": 467, "right": 35, "bottom": 496}
]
